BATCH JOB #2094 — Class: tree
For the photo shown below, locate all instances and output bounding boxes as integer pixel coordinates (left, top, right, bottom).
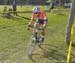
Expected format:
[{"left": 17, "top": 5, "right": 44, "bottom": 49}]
[
  {"left": 66, "top": 0, "right": 71, "bottom": 3},
  {"left": 3, "top": 0, "right": 8, "bottom": 12},
  {"left": 55, "top": 0, "right": 64, "bottom": 6},
  {"left": 4, "top": 0, "right": 8, "bottom": 5},
  {"left": 0, "top": 0, "right": 47, "bottom": 5},
  {"left": 55, "top": 0, "right": 71, "bottom": 6}
]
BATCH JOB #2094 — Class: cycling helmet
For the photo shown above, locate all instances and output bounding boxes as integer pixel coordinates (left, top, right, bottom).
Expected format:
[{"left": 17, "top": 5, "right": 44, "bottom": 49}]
[{"left": 32, "top": 6, "right": 40, "bottom": 13}]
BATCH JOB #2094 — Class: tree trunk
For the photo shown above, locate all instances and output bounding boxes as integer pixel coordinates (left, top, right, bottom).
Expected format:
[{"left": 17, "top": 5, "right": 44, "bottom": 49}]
[
  {"left": 13, "top": 0, "right": 16, "bottom": 4},
  {"left": 66, "top": 0, "right": 75, "bottom": 45},
  {"left": 4, "top": 0, "right": 8, "bottom": 5},
  {"left": 56, "top": 0, "right": 64, "bottom": 6}
]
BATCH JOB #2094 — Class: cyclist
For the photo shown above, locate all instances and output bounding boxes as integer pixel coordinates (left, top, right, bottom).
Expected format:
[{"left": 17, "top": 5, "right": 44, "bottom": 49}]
[{"left": 28, "top": 6, "right": 48, "bottom": 42}]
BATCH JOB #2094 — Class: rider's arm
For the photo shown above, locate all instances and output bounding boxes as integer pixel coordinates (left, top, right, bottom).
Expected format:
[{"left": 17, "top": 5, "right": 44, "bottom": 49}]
[
  {"left": 29, "top": 13, "right": 35, "bottom": 25},
  {"left": 42, "top": 11, "right": 47, "bottom": 21},
  {"left": 27, "top": 13, "right": 35, "bottom": 30}
]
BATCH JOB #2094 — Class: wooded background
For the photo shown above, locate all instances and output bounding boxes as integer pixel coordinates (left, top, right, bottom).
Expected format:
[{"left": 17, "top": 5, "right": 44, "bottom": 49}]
[{"left": 0, "top": 0, "right": 71, "bottom": 5}]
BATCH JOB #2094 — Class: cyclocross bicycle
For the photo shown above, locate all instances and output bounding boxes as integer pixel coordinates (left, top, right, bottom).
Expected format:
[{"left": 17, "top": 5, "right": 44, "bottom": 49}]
[{"left": 27, "top": 23, "right": 43, "bottom": 58}]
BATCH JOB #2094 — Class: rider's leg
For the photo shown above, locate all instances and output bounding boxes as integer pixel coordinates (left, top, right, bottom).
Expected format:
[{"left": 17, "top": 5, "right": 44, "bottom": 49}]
[{"left": 41, "top": 21, "right": 47, "bottom": 42}]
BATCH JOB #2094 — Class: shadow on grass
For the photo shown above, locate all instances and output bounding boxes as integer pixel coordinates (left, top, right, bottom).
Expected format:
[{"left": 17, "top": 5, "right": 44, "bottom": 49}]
[
  {"left": 72, "top": 43, "right": 75, "bottom": 48},
  {"left": 28, "top": 56, "right": 36, "bottom": 63},
  {"left": 70, "top": 60, "right": 75, "bottom": 63},
  {"left": 11, "top": 16, "right": 30, "bottom": 21},
  {"left": 28, "top": 43, "right": 67, "bottom": 63},
  {"left": 40, "top": 44, "right": 66, "bottom": 62},
  {"left": 17, "top": 15, "right": 31, "bottom": 20},
  {"left": 28, "top": 52, "right": 42, "bottom": 63}
]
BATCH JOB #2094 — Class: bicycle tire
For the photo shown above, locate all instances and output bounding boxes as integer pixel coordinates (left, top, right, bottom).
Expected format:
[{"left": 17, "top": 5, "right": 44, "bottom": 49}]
[{"left": 28, "top": 38, "right": 36, "bottom": 58}]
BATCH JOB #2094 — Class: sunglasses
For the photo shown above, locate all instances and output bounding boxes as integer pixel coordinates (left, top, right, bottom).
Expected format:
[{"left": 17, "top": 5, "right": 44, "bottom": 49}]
[{"left": 34, "top": 12, "right": 38, "bottom": 14}]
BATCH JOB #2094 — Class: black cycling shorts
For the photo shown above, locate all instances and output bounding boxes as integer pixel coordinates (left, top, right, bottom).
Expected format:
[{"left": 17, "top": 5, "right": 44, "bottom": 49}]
[{"left": 37, "top": 19, "right": 46, "bottom": 24}]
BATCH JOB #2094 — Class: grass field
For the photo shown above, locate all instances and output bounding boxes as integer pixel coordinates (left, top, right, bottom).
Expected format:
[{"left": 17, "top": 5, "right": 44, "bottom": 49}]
[
  {"left": 0, "top": 6, "right": 75, "bottom": 63},
  {"left": 0, "top": 5, "right": 50, "bottom": 12}
]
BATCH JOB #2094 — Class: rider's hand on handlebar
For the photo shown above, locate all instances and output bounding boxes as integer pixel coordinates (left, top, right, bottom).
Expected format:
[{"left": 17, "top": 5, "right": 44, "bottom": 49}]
[
  {"left": 27, "top": 22, "right": 32, "bottom": 30},
  {"left": 28, "top": 22, "right": 32, "bottom": 26}
]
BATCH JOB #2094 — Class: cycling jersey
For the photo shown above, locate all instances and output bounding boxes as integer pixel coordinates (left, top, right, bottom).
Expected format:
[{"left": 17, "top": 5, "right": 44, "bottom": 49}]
[{"left": 31, "top": 11, "right": 47, "bottom": 21}]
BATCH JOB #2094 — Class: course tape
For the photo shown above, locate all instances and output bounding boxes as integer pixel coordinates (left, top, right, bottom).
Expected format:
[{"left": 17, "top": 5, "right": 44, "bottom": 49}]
[{"left": 66, "top": 26, "right": 73, "bottom": 63}]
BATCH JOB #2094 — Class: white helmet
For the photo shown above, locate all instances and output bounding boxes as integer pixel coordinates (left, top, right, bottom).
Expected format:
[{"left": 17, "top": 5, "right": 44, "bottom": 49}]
[{"left": 32, "top": 6, "right": 40, "bottom": 13}]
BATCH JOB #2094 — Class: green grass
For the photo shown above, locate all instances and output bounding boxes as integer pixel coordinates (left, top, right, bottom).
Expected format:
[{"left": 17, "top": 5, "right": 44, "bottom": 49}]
[{"left": 0, "top": 6, "right": 75, "bottom": 63}]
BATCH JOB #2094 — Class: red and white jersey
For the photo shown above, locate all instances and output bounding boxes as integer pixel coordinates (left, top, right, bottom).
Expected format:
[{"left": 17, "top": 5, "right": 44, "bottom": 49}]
[{"left": 31, "top": 11, "right": 47, "bottom": 21}]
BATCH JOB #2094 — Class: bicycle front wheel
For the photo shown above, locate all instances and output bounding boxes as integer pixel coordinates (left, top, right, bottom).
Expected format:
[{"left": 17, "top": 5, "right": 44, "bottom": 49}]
[{"left": 28, "top": 37, "right": 36, "bottom": 58}]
